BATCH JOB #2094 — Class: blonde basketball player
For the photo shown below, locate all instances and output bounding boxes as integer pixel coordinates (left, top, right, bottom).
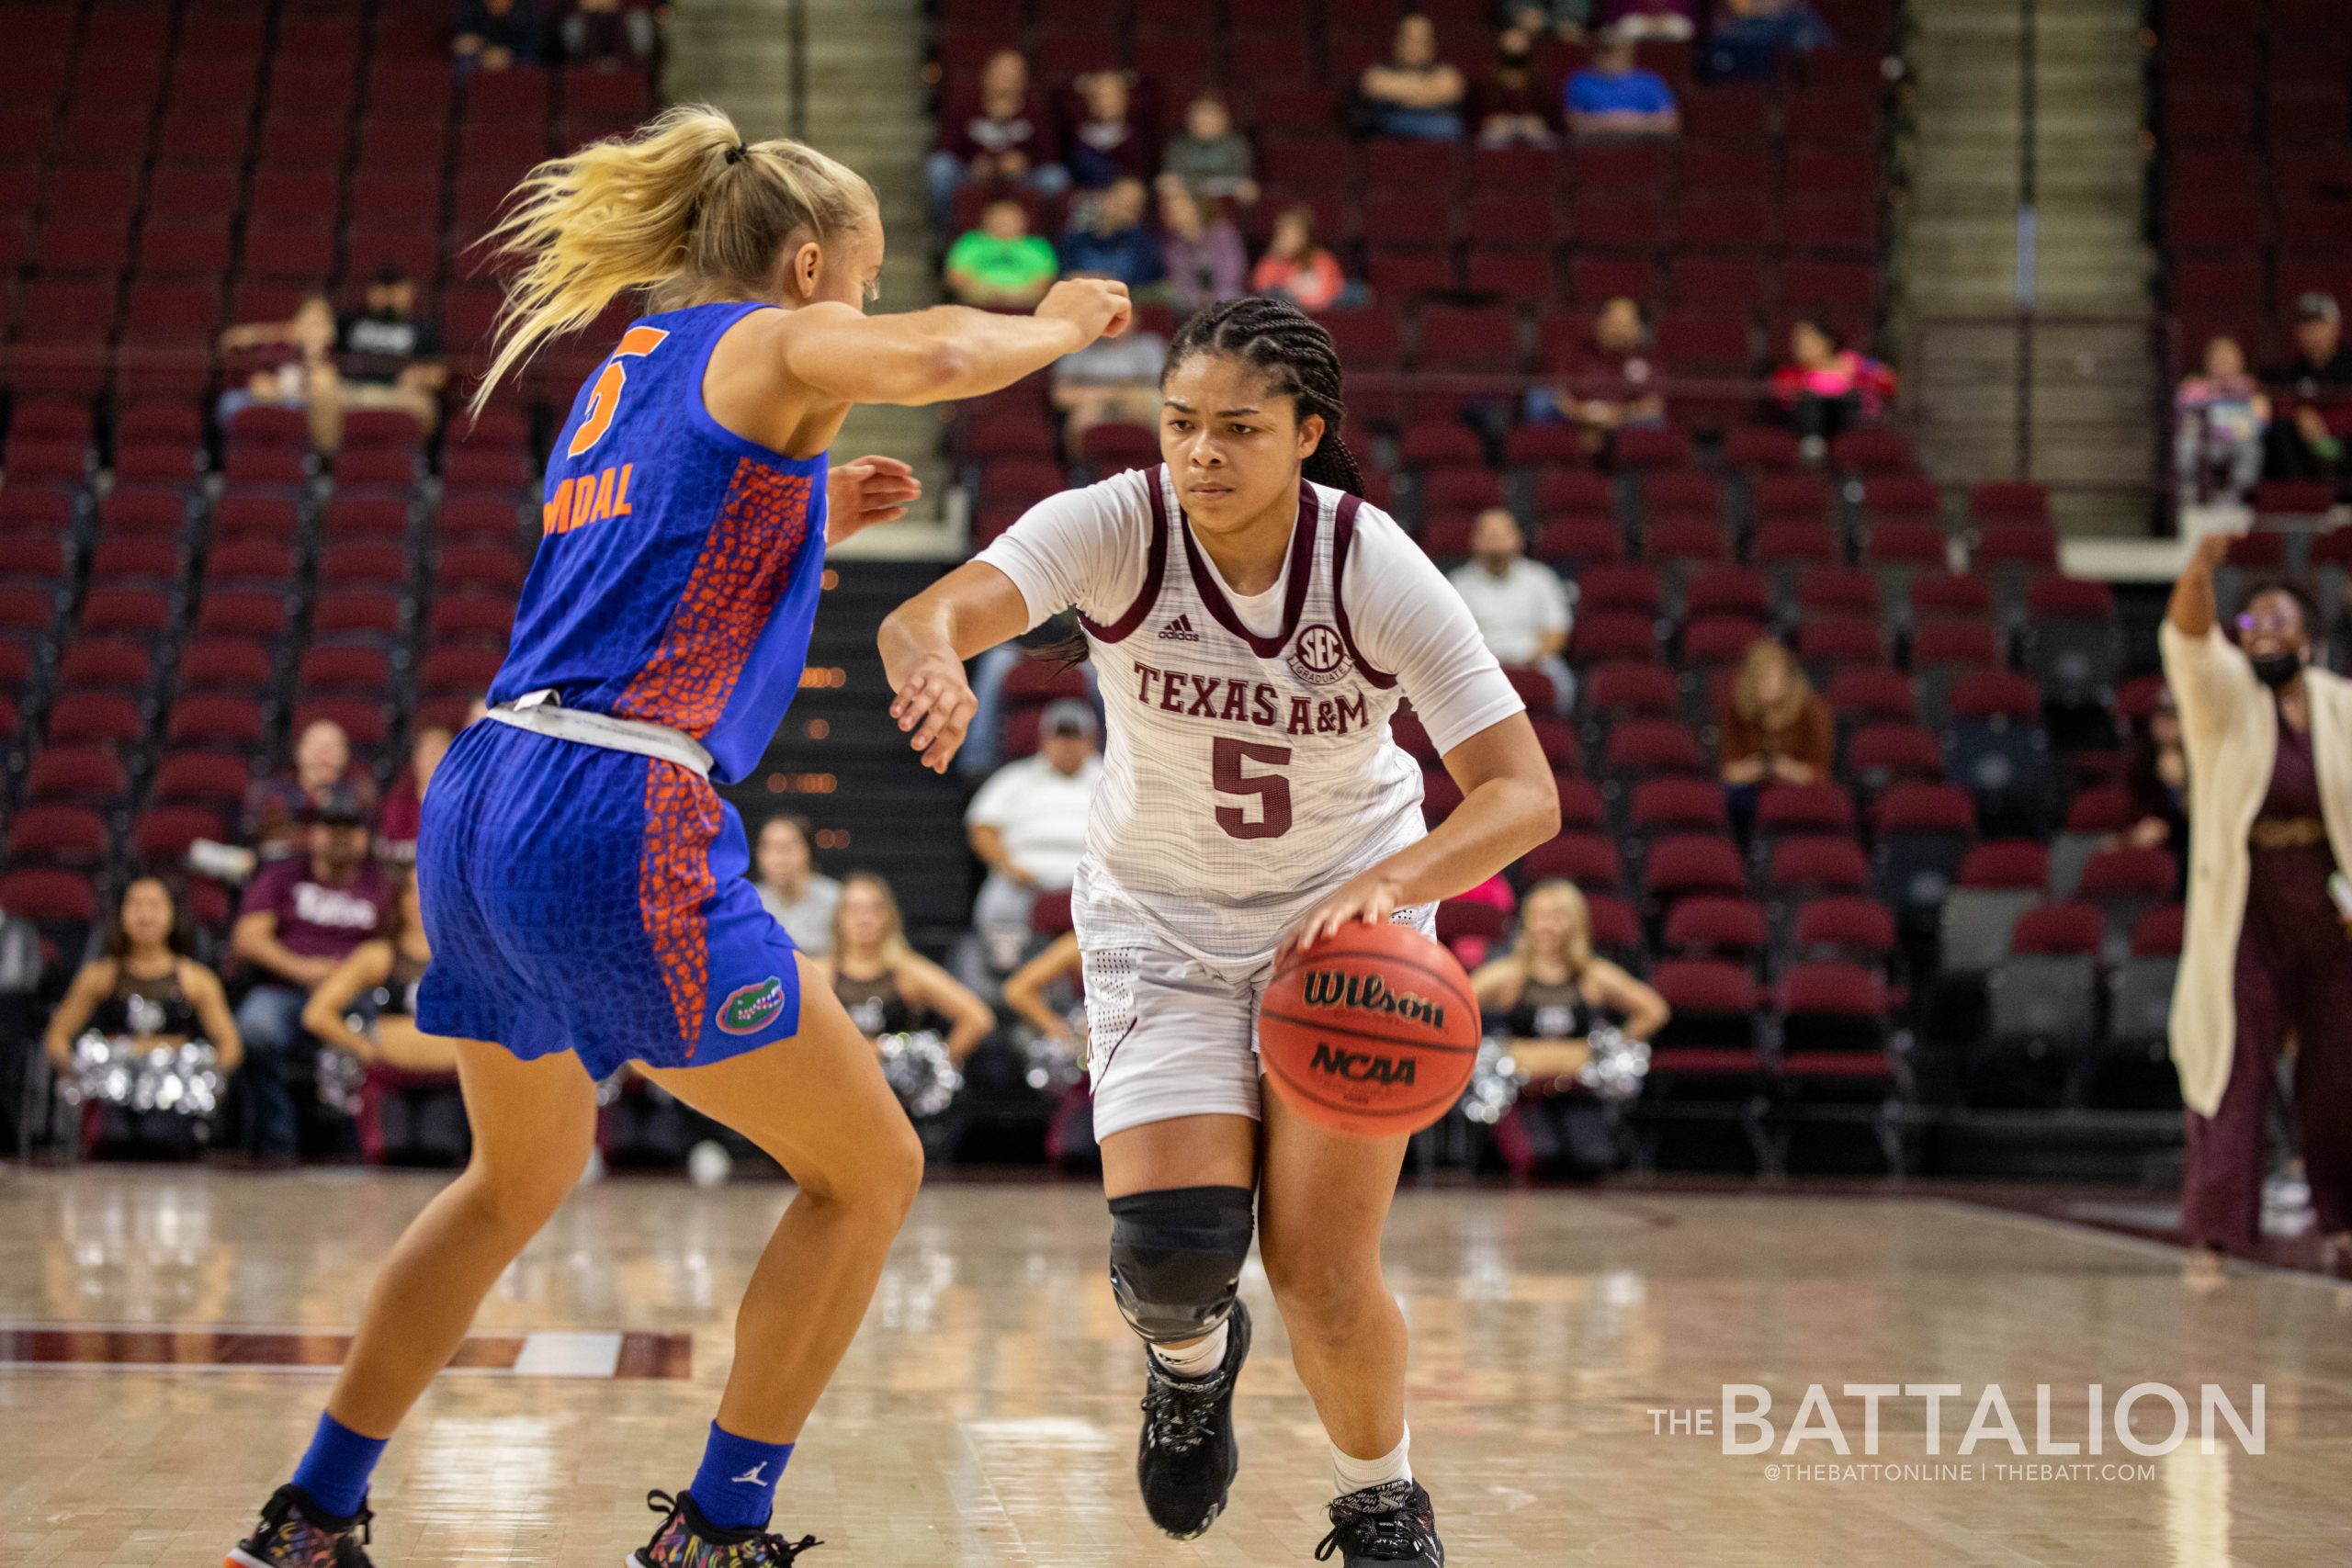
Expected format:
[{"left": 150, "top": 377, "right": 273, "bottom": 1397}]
[{"left": 878, "top": 298, "right": 1559, "bottom": 1564}]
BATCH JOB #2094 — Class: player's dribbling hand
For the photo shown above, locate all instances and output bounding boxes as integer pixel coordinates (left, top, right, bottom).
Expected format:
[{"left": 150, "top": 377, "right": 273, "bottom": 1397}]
[
  {"left": 1036, "top": 277, "right": 1132, "bottom": 347},
  {"left": 828, "top": 455, "right": 922, "bottom": 546},
  {"left": 1278, "top": 869, "right": 1407, "bottom": 961},
  {"left": 890, "top": 652, "right": 978, "bottom": 774}
]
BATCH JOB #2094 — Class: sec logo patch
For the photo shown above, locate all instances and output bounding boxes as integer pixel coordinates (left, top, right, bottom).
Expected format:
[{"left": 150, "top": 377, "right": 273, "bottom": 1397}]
[{"left": 1289, "top": 622, "right": 1349, "bottom": 686}]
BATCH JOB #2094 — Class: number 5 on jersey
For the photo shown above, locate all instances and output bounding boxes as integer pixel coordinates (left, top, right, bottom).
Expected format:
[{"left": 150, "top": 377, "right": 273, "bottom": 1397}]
[
  {"left": 567, "top": 324, "right": 671, "bottom": 457},
  {"left": 1214, "top": 737, "right": 1292, "bottom": 840}
]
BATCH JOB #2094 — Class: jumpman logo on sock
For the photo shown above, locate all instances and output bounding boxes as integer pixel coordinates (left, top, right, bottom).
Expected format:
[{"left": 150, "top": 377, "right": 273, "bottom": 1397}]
[{"left": 730, "top": 1463, "right": 768, "bottom": 1486}]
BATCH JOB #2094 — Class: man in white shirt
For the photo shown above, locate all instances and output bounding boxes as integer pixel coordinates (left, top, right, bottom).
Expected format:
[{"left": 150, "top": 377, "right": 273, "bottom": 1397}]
[
  {"left": 1444, "top": 507, "right": 1577, "bottom": 713},
  {"left": 967, "top": 698, "right": 1105, "bottom": 972}
]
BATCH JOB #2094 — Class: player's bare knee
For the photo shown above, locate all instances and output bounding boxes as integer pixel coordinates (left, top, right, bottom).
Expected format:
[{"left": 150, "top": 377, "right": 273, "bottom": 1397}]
[
  {"left": 1108, "top": 1185, "right": 1256, "bottom": 1343},
  {"left": 1261, "top": 1237, "right": 1383, "bottom": 1328}
]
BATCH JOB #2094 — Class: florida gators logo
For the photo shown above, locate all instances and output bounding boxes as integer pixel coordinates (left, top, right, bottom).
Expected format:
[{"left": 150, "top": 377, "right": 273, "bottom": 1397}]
[
  {"left": 1289, "top": 622, "right": 1349, "bottom": 687},
  {"left": 716, "top": 976, "right": 787, "bottom": 1035}
]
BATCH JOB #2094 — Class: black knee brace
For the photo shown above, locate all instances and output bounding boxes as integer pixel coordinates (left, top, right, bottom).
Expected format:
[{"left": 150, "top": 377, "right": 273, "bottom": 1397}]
[{"left": 1108, "top": 1185, "right": 1256, "bottom": 1345}]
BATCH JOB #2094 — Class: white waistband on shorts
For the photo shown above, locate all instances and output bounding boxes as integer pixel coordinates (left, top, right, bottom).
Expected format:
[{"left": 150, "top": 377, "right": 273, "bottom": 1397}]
[{"left": 482, "top": 689, "right": 715, "bottom": 777}]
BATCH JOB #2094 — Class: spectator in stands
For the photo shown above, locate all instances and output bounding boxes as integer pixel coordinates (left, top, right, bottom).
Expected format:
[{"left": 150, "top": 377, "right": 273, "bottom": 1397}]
[
  {"left": 1158, "top": 183, "right": 1247, "bottom": 313},
  {"left": 453, "top": 0, "right": 546, "bottom": 72},
  {"left": 2162, "top": 538, "right": 2352, "bottom": 1277},
  {"left": 217, "top": 292, "right": 338, "bottom": 446},
  {"left": 1447, "top": 508, "right": 1577, "bottom": 715},
  {"left": 1059, "top": 177, "right": 1164, "bottom": 291},
  {"left": 1771, "top": 319, "right": 1896, "bottom": 463},
  {"left": 374, "top": 726, "right": 453, "bottom": 869},
  {"left": 230, "top": 794, "right": 394, "bottom": 1162},
  {"left": 314, "top": 266, "right": 447, "bottom": 449},
  {"left": 1064, "top": 70, "right": 1154, "bottom": 191},
  {"left": 2263, "top": 293, "right": 2352, "bottom": 487},
  {"left": 1158, "top": 93, "right": 1258, "bottom": 206},
  {"left": 1250, "top": 204, "right": 1351, "bottom": 314},
  {"left": 1718, "top": 639, "right": 1834, "bottom": 839},
  {"left": 966, "top": 699, "right": 1103, "bottom": 975},
  {"left": 1502, "top": 1, "right": 1596, "bottom": 40},
  {"left": 1598, "top": 0, "right": 1696, "bottom": 39},
  {"left": 560, "top": 0, "right": 660, "bottom": 66},
  {"left": 2175, "top": 335, "right": 2271, "bottom": 506},
  {"left": 1478, "top": 29, "right": 1562, "bottom": 148},
  {"left": 2111, "top": 694, "right": 2188, "bottom": 869},
  {"left": 302, "top": 877, "right": 457, "bottom": 1077},
  {"left": 1049, "top": 305, "right": 1170, "bottom": 440},
  {"left": 1534, "top": 295, "right": 1666, "bottom": 455},
  {"left": 752, "top": 814, "right": 842, "bottom": 957},
  {"left": 1565, "top": 27, "right": 1680, "bottom": 138},
  {"left": 1358, "top": 14, "right": 1469, "bottom": 140},
  {"left": 1471, "top": 879, "right": 1669, "bottom": 1177},
  {"left": 43, "top": 877, "right": 243, "bottom": 1082},
  {"left": 821, "top": 873, "right": 995, "bottom": 1062},
  {"left": 244, "top": 719, "right": 378, "bottom": 863},
  {"left": 927, "top": 49, "right": 1068, "bottom": 229},
  {"left": 1709, "top": 0, "right": 1834, "bottom": 67},
  {"left": 944, "top": 198, "right": 1061, "bottom": 310}
]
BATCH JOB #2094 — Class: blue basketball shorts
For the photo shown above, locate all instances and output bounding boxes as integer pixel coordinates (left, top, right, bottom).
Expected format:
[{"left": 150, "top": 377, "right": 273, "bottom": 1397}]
[{"left": 413, "top": 720, "right": 804, "bottom": 1077}]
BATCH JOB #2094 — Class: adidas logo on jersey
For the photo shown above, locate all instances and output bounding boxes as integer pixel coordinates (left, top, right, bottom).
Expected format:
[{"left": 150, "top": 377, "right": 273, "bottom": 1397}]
[{"left": 1156, "top": 614, "right": 1201, "bottom": 641}]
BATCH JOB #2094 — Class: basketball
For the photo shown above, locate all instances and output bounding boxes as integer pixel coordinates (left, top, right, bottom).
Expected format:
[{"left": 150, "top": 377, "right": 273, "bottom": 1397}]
[{"left": 1260, "top": 922, "right": 1481, "bottom": 1138}]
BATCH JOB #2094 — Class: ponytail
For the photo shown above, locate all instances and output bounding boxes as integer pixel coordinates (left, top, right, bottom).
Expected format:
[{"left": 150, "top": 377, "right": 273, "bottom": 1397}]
[
  {"left": 471, "top": 104, "right": 873, "bottom": 413},
  {"left": 1163, "top": 296, "right": 1363, "bottom": 497}
]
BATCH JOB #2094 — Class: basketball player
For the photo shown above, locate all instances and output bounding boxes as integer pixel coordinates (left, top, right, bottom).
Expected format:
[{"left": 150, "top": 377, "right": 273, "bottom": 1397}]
[
  {"left": 878, "top": 298, "right": 1560, "bottom": 1564},
  {"left": 225, "top": 107, "right": 1129, "bottom": 1568}
]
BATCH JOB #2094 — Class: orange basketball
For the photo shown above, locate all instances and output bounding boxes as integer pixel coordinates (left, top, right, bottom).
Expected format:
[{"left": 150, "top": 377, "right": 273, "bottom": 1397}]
[{"left": 1260, "top": 922, "right": 1481, "bottom": 1138}]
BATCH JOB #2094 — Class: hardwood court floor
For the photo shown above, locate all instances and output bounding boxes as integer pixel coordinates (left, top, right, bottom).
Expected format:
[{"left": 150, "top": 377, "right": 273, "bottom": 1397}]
[{"left": 3, "top": 1168, "right": 2350, "bottom": 1567}]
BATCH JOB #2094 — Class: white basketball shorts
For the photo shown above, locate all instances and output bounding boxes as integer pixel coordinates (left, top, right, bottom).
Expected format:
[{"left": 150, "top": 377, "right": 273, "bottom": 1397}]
[{"left": 1070, "top": 861, "right": 1436, "bottom": 1141}]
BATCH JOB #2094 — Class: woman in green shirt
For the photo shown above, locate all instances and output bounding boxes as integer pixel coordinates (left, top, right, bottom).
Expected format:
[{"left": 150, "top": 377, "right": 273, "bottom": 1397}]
[{"left": 946, "top": 198, "right": 1060, "bottom": 309}]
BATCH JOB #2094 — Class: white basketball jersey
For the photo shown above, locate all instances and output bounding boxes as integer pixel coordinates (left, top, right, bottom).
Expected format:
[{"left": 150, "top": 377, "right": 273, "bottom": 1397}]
[{"left": 1075, "top": 467, "right": 1427, "bottom": 963}]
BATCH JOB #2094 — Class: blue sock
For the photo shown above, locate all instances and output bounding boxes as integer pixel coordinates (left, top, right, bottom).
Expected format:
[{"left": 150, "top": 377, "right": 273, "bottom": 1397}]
[
  {"left": 289, "top": 1412, "right": 388, "bottom": 1519},
  {"left": 689, "top": 1422, "right": 794, "bottom": 1530}
]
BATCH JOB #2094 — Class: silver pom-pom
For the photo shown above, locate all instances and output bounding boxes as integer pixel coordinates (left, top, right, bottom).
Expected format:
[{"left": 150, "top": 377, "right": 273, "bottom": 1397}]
[
  {"left": 1575, "top": 1022, "right": 1650, "bottom": 1102},
  {"left": 1022, "top": 1014, "right": 1089, "bottom": 1093},
  {"left": 1459, "top": 1036, "right": 1526, "bottom": 1125},
  {"left": 878, "top": 1031, "right": 962, "bottom": 1119},
  {"left": 65, "top": 1032, "right": 222, "bottom": 1119},
  {"left": 315, "top": 1045, "right": 368, "bottom": 1117}
]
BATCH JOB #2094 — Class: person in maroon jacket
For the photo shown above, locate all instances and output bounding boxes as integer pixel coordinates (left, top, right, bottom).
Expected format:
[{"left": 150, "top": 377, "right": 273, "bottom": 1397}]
[
  {"left": 927, "top": 48, "right": 1069, "bottom": 228},
  {"left": 229, "top": 790, "right": 393, "bottom": 1160}
]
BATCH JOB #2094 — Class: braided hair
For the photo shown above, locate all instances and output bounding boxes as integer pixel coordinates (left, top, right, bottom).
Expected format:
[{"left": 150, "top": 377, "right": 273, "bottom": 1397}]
[{"left": 1161, "top": 296, "right": 1365, "bottom": 497}]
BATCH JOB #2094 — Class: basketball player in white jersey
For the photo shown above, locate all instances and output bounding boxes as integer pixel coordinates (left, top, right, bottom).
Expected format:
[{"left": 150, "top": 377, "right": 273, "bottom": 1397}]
[{"left": 879, "top": 299, "right": 1559, "bottom": 1564}]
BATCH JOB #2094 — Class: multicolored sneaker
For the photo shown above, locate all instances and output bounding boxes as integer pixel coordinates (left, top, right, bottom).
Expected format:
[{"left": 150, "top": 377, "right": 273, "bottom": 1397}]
[
  {"left": 628, "top": 1490, "right": 822, "bottom": 1567},
  {"left": 1314, "top": 1479, "right": 1444, "bottom": 1565},
  {"left": 226, "top": 1484, "right": 375, "bottom": 1568}
]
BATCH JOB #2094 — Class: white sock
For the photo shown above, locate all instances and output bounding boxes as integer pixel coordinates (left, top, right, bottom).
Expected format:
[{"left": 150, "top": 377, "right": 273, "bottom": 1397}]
[
  {"left": 1331, "top": 1426, "right": 1411, "bottom": 1498},
  {"left": 1148, "top": 1320, "right": 1228, "bottom": 1379}
]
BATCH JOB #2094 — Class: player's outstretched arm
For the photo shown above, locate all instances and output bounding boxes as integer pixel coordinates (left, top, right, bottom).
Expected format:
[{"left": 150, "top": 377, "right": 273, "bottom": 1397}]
[
  {"left": 774, "top": 279, "right": 1131, "bottom": 408},
  {"left": 876, "top": 560, "right": 1035, "bottom": 774},
  {"left": 1281, "top": 713, "right": 1560, "bottom": 956}
]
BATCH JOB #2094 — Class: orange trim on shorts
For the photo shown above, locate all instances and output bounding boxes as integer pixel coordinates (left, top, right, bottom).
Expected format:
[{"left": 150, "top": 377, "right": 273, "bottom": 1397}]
[{"left": 639, "top": 759, "right": 723, "bottom": 1055}]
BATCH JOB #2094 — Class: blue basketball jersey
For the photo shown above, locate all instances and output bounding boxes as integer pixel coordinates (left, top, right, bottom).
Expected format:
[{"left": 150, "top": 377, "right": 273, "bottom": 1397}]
[{"left": 490, "top": 300, "right": 830, "bottom": 784}]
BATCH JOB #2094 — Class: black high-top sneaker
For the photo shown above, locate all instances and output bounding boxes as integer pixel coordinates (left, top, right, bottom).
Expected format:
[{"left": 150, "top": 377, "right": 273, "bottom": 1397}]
[
  {"left": 629, "top": 1489, "right": 822, "bottom": 1568},
  {"left": 1135, "top": 1298, "right": 1252, "bottom": 1539},
  {"left": 226, "top": 1484, "right": 375, "bottom": 1568},
  {"left": 1314, "top": 1479, "right": 1444, "bottom": 1566}
]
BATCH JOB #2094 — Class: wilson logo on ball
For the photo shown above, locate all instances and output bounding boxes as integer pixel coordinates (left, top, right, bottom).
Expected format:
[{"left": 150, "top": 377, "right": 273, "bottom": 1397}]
[
  {"left": 1309, "top": 1042, "right": 1419, "bottom": 1086},
  {"left": 1299, "top": 970, "right": 1448, "bottom": 1032}
]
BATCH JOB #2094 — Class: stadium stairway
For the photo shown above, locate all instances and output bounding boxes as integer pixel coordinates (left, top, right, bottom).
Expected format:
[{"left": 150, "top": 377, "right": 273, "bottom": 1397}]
[
  {"left": 1900, "top": 0, "right": 2157, "bottom": 536},
  {"left": 669, "top": 0, "right": 956, "bottom": 553},
  {"left": 718, "top": 558, "right": 976, "bottom": 947}
]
